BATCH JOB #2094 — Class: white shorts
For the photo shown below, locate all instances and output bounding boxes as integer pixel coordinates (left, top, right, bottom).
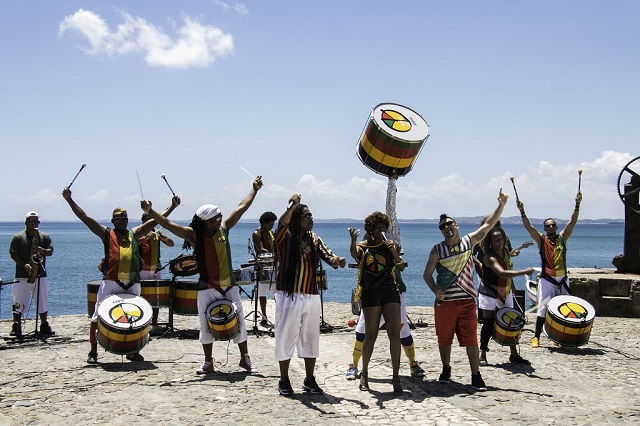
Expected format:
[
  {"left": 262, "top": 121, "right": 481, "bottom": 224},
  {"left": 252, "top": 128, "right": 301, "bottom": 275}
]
[
  {"left": 274, "top": 291, "right": 320, "bottom": 361},
  {"left": 91, "top": 280, "right": 141, "bottom": 322},
  {"left": 140, "top": 270, "right": 163, "bottom": 280},
  {"left": 258, "top": 281, "right": 274, "bottom": 298},
  {"left": 12, "top": 277, "right": 49, "bottom": 314},
  {"left": 197, "top": 286, "right": 247, "bottom": 345},
  {"left": 355, "top": 292, "right": 411, "bottom": 339},
  {"left": 478, "top": 291, "right": 514, "bottom": 311},
  {"left": 537, "top": 276, "right": 570, "bottom": 317}
]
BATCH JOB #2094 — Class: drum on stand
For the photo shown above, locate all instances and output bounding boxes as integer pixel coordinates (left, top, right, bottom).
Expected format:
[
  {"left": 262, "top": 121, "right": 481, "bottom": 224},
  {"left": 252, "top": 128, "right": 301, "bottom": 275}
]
[
  {"left": 169, "top": 254, "right": 198, "bottom": 277},
  {"left": 87, "top": 279, "right": 101, "bottom": 317},
  {"left": 233, "top": 268, "right": 275, "bottom": 285},
  {"left": 96, "top": 293, "right": 152, "bottom": 355},
  {"left": 317, "top": 270, "right": 327, "bottom": 291},
  {"left": 544, "top": 295, "right": 596, "bottom": 347},
  {"left": 140, "top": 279, "right": 171, "bottom": 308},
  {"left": 493, "top": 307, "right": 526, "bottom": 346},
  {"left": 356, "top": 103, "right": 429, "bottom": 177},
  {"left": 206, "top": 299, "right": 240, "bottom": 341},
  {"left": 173, "top": 278, "right": 200, "bottom": 316}
]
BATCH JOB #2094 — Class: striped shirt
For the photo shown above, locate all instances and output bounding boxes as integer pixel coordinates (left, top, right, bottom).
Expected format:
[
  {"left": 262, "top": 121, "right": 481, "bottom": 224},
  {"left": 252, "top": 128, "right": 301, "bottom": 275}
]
[
  {"left": 196, "top": 228, "right": 235, "bottom": 290},
  {"left": 275, "top": 224, "right": 336, "bottom": 295},
  {"left": 434, "top": 234, "right": 477, "bottom": 300},
  {"left": 139, "top": 231, "right": 161, "bottom": 272},
  {"left": 104, "top": 228, "right": 141, "bottom": 283}
]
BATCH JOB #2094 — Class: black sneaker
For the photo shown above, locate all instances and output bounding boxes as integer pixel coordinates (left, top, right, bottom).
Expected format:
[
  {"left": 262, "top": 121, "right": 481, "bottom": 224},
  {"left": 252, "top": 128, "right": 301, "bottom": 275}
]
[
  {"left": 126, "top": 352, "right": 145, "bottom": 362},
  {"left": 278, "top": 378, "right": 295, "bottom": 396},
  {"left": 10, "top": 322, "right": 21, "bottom": 338},
  {"left": 260, "top": 319, "right": 269, "bottom": 327},
  {"left": 509, "top": 354, "right": 531, "bottom": 365},
  {"left": 471, "top": 372, "right": 487, "bottom": 391},
  {"left": 302, "top": 376, "right": 324, "bottom": 395},
  {"left": 40, "top": 321, "right": 55, "bottom": 336},
  {"left": 438, "top": 365, "right": 451, "bottom": 383},
  {"left": 87, "top": 351, "right": 98, "bottom": 364}
]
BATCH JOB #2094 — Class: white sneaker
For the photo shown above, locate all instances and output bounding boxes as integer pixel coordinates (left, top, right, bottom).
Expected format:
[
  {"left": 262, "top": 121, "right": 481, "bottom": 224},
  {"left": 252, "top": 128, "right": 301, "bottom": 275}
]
[
  {"left": 196, "top": 360, "right": 215, "bottom": 374},
  {"left": 239, "top": 354, "right": 258, "bottom": 373}
]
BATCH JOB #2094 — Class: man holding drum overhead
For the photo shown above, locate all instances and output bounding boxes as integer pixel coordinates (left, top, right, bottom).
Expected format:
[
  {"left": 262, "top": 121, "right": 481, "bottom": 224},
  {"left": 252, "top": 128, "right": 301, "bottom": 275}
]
[
  {"left": 251, "top": 211, "right": 277, "bottom": 326},
  {"left": 423, "top": 189, "right": 508, "bottom": 391},
  {"left": 518, "top": 191, "right": 582, "bottom": 349},
  {"left": 140, "top": 176, "right": 263, "bottom": 375},
  {"left": 62, "top": 188, "right": 176, "bottom": 363}
]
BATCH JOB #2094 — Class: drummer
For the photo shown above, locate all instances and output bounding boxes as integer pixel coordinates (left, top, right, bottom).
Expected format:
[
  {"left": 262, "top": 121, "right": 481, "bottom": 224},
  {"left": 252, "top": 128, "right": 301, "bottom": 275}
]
[
  {"left": 478, "top": 226, "right": 534, "bottom": 365},
  {"left": 137, "top": 195, "right": 181, "bottom": 334},
  {"left": 140, "top": 176, "right": 263, "bottom": 375},
  {"left": 518, "top": 191, "right": 582, "bottom": 348},
  {"left": 251, "top": 211, "right": 277, "bottom": 326},
  {"left": 62, "top": 187, "right": 177, "bottom": 363}
]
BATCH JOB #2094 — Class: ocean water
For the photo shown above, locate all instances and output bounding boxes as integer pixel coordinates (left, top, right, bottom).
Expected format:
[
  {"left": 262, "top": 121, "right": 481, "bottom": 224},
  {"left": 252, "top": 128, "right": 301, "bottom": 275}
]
[{"left": 0, "top": 221, "right": 625, "bottom": 320}]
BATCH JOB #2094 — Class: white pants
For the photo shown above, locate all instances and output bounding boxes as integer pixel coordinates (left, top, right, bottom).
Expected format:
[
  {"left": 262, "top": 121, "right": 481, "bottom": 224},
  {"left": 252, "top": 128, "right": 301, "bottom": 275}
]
[
  {"left": 478, "top": 291, "right": 515, "bottom": 311},
  {"left": 355, "top": 292, "right": 410, "bottom": 339},
  {"left": 140, "top": 270, "right": 163, "bottom": 280},
  {"left": 537, "top": 276, "right": 570, "bottom": 317},
  {"left": 91, "top": 280, "right": 141, "bottom": 322},
  {"left": 12, "top": 277, "right": 48, "bottom": 314},
  {"left": 274, "top": 291, "right": 320, "bottom": 361},
  {"left": 197, "top": 286, "right": 247, "bottom": 345}
]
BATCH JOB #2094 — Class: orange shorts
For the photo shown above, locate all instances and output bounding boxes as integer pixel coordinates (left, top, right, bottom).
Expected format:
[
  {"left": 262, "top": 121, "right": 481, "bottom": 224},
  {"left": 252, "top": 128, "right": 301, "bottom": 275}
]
[{"left": 434, "top": 298, "right": 478, "bottom": 347}]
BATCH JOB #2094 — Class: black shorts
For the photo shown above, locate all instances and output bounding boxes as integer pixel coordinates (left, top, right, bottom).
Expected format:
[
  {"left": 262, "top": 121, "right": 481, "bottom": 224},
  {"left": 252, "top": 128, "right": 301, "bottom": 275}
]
[{"left": 360, "top": 286, "right": 400, "bottom": 308}]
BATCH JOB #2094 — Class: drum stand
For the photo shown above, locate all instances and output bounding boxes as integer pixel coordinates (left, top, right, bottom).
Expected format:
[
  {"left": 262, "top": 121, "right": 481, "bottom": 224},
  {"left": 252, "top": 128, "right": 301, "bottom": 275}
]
[
  {"left": 21, "top": 261, "right": 46, "bottom": 342},
  {"left": 244, "top": 248, "right": 273, "bottom": 338},
  {"left": 319, "top": 263, "right": 333, "bottom": 333}
]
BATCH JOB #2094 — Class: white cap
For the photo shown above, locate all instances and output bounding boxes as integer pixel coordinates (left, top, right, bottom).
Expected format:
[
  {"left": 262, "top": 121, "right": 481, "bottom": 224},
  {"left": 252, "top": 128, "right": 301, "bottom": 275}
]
[
  {"left": 25, "top": 211, "right": 39, "bottom": 219},
  {"left": 196, "top": 204, "right": 221, "bottom": 221}
]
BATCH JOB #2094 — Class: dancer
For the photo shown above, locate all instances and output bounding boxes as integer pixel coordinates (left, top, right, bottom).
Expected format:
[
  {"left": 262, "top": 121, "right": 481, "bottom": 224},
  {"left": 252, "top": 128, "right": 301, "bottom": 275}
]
[
  {"left": 9, "top": 211, "right": 55, "bottom": 339},
  {"left": 137, "top": 196, "right": 180, "bottom": 333},
  {"left": 478, "top": 226, "right": 534, "bottom": 365},
  {"left": 345, "top": 172, "right": 424, "bottom": 381},
  {"left": 251, "top": 211, "right": 277, "bottom": 326},
  {"left": 141, "top": 176, "right": 263, "bottom": 374},
  {"left": 518, "top": 191, "right": 582, "bottom": 348},
  {"left": 423, "top": 189, "right": 508, "bottom": 391},
  {"left": 274, "top": 194, "right": 346, "bottom": 396},
  {"left": 62, "top": 188, "right": 173, "bottom": 363},
  {"left": 349, "top": 211, "right": 405, "bottom": 395}
]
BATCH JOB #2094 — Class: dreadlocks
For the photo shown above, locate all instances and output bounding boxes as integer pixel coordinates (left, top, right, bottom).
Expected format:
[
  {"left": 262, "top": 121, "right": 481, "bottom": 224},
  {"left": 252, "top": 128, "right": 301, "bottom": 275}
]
[
  {"left": 282, "top": 204, "right": 317, "bottom": 294},
  {"left": 182, "top": 214, "right": 204, "bottom": 253}
]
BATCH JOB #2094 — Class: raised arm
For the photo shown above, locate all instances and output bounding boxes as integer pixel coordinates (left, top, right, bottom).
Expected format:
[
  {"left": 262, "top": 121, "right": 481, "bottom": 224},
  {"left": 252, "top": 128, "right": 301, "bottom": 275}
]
[
  {"left": 140, "top": 200, "right": 196, "bottom": 246},
  {"left": 279, "top": 193, "right": 301, "bottom": 228},
  {"left": 133, "top": 195, "right": 181, "bottom": 239},
  {"left": 348, "top": 227, "right": 361, "bottom": 259},
  {"left": 223, "top": 176, "right": 263, "bottom": 231},
  {"left": 62, "top": 187, "right": 106, "bottom": 240},
  {"left": 517, "top": 200, "right": 542, "bottom": 246},
  {"left": 469, "top": 188, "right": 508, "bottom": 247},
  {"left": 560, "top": 192, "right": 582, "bottom": 241}
]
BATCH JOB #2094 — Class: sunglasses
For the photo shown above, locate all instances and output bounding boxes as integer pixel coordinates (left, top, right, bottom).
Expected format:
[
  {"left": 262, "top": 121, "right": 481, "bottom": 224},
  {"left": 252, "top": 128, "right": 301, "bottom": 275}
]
[
  {"left": 438, "top": 221, "right": 455, "bottom": 231},
  {"left": 301, "top": 212, "right": 313, "bottom": 218},
  {"left": 544, "top": 223, "right": 557, "bottom": 228}
]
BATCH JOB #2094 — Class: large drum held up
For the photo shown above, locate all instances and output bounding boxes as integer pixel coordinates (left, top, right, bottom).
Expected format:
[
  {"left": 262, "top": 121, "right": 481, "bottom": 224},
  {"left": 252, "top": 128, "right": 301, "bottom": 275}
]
[
  {"left": 173, "top": 278, "right": 200, "bottom": 316},
  {"left": 87, "top": 280, "right": 101, "bottom": 317},
  {"left": 97, "top": 293, "right": 152, "bottom": 355},
  {"left": 493, "top": 307, "right": 526, "bottom": 346},
  {"left": 206, "top": 299, "right": 240, "bottom": 341},
  {"left": 356, "top": 103, "right": 429, "bottom": 177},
  {"left": 140, "top": 279, "right": 171, "bottom": 308},
  {"left": 544, "top": 295, "right": 596, "bottom": 347}
]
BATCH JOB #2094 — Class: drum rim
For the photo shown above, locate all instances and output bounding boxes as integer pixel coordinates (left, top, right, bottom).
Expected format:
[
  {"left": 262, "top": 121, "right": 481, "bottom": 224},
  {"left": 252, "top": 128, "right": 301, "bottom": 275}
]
[
  {"left": 494, "top": 307, "right": 525, "bottom": 329},
  {"left": 548, "top": 295, "right": 596, "bottom": 322},
  {"left": 370, "top": 103, "right": 430, "bottom": 141}
]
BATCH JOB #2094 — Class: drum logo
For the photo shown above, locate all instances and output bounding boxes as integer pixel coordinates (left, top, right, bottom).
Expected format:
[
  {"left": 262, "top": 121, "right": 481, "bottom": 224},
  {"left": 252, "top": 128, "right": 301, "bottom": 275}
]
[
  {"left": 210, "top": 303, "right": 233, "bottom": 319},
  {"left": 558, "top": 301, "right": 589, "bottom": 319},
  {"left": 501, "top": 310, "right": 523, "bottom": 327},
  {"left": 109, "top": 302, "right": 145, "bottom": 324},
  {"left": 380, "top": 109, "right": 412, "bottom": 133}
]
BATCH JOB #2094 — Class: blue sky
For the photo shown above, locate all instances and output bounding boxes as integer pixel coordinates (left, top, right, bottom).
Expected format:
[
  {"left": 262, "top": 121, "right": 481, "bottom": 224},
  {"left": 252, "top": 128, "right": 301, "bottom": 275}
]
[{"left": 1, "top": 1, "right": 638, "bottom": 222}]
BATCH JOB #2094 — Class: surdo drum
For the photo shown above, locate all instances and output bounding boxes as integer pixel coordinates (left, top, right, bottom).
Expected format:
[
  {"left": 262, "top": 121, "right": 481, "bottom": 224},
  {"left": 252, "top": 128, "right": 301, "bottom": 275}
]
[
  {"left": 140, "top": 279, "right": 171, "bottom": 308},
  {"left": 544, "top": 295, "right": 595, "bottom": 347},
  {"left": 206, "top": 299, "right": 240, "bottom": 341},
  {"left": 356, "top": 103, "right": 429, "bottom": 177},
  {"left": 492, "top": 307, "right": 526, "bottom": 346},
  {"left": 173, "top": 278, "right": 199, "bottom": 316},
  {"left": 87, "top": 280, "right": 101, "bottom": 317},
  {"left": 97, "top": 293, "right": 152, "bottom": 355}
]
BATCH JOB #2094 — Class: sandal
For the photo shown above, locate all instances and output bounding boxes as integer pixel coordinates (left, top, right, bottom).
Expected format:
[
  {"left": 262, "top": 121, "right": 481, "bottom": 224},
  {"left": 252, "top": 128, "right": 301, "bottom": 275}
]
[{"left": 359, "top": 371, "right": 369, "bottom": 391}]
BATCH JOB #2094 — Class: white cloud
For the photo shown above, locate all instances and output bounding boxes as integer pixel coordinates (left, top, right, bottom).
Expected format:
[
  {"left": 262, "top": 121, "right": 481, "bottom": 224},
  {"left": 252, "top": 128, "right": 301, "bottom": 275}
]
[
  {"left": 59, "top": 9, "right": 234, "bottom": 69},
  {"left": 213, "top": 1, "right": 248, "bottom": 15}
]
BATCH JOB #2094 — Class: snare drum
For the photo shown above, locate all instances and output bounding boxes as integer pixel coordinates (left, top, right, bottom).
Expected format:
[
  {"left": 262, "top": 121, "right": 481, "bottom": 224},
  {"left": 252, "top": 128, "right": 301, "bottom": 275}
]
[
  {"left": 233, "top": 268, "right": 275, "bottom": 285},
  {"left": 356, "top": 103, "right": 429, "bottom": 177},
  {"left": 257, "top": 253, "right": 274, "bottom": 266},
  {"left": 87, "top": 280, "right": 101, "bottom": 317},
  {"left": 206, "top": 299, "right": 240, "bottom": 341},
  {"left": 140, "top": 279, "right": 170, "bottom": 307},
  {"left": 173, "top": 278, "right": 200, "bottom": 315},
  {"left": 97, "top": 294, "right": 152, "bottom": 355},
  {"left": 316, "top": 270, "right": 327, "bottom": 291},
  {"left": 169, "top": 254, "right": 198, "bottom": 277},
  {"left": 544, "top": 295, "right": 595, "bottom": 347},
  {"left": 492, "top": 307, "right": 525, "bottom": 346}
]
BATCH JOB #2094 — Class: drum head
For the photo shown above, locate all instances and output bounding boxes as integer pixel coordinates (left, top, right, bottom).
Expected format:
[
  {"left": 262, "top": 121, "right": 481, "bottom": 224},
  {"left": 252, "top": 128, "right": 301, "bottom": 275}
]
[
  {"left": 207, "top": 299, "right": 236, "bottom": 321},
  {"left": 371, "top": 103, "right": 429, "bottom": 143},
  {"left": 97, "top": 294, "right": 152, "bottom": 329},
  {"left": 495, "top": 307, "right": 525, "bottom": 329},
  {"left": 170, "top": 254, "right": 199, "bottom": 276},
  {"left": 548, "top": 295, "right": 596, "bottom": 323}
]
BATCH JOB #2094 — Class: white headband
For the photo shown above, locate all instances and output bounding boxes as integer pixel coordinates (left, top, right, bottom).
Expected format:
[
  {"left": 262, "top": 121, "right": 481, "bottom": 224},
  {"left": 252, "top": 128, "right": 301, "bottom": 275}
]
[{"left": 196, "top": 204, "right": 221, "bottom": 221}]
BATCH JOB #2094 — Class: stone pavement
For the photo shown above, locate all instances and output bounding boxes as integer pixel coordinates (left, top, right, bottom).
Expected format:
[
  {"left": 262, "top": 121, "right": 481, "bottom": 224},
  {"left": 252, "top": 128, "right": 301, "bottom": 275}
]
[{"left": 1, "top": 302, "right": 639, "bottom": 425}]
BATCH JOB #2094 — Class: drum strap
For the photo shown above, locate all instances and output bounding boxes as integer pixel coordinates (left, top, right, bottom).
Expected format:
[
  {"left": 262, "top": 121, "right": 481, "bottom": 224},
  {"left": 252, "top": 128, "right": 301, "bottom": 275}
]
[
  {"left": 115, "top": 280, "right": 135, "bottom": 291},
  {"left": 540, "top": 271, "right": 571, "bottom": 295}
]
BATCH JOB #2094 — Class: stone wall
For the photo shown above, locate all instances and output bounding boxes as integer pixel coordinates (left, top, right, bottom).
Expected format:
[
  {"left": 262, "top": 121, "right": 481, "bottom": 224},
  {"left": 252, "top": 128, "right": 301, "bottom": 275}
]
[{"left": 569, "top": 268, "right": 640, "bottom": 317}]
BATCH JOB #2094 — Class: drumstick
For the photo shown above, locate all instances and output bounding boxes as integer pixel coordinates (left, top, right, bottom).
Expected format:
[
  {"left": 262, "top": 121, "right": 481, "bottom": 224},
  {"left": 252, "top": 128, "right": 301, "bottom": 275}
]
[
  {"left": 160, "top": 174, "right": 176, "bottom": 196},
  {"left": 239, "top": 166, "right": 256, "bottom": 179},
  {"left": 510, "top": 176, "right": 520, "bottom": 203},
  {"left": 136, "top": 171, "right": 144, "bottom": 200},
  {"left": 578, "top": 169, "right": 583, "bottom": 192},
  {"left": 67, "top": 163, "right": 87, "bottom": 189}
]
